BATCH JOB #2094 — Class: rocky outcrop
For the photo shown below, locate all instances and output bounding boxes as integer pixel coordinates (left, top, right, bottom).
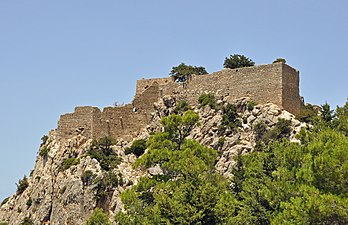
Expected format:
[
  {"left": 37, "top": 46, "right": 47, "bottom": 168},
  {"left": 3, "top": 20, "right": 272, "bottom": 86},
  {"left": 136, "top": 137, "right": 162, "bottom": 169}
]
[{"left": 0, "top": 96, "right": 307, "bottom": 224}]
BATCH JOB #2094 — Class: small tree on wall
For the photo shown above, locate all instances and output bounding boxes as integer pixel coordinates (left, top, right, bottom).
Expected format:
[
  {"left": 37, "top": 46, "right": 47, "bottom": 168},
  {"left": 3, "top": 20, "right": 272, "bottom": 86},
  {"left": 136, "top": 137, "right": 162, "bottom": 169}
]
[
  {"left": 170, "top": 63, "right": 208, "bottom": 82},
  {"left": 223, "top": 54, "right": 255, "bottom": 69}
]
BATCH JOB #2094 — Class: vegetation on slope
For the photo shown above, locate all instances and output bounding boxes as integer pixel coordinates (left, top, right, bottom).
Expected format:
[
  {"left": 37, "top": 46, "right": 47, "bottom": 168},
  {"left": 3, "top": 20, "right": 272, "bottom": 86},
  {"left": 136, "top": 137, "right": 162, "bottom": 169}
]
[
  {"left": 87, "top": 137, "right": 121, "bottom": 171},
  {"left": 111, "top": 98, "right": 348, "bottom": 224}
]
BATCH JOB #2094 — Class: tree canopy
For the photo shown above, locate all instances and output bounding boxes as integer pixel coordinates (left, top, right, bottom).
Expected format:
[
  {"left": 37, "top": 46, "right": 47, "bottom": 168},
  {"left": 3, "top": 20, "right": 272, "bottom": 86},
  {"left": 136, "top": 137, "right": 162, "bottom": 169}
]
[
  {"left": 170, "top": 63, "right": 208, "bottom": 82},
  {"left": 223, "top": 54, "right": 255, "bottom": 69}
]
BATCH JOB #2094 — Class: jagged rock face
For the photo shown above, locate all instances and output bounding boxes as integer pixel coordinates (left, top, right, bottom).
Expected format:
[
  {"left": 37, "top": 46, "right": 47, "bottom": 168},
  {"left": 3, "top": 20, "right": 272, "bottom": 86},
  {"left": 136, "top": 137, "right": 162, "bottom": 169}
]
[{"left": 0, "top": 96, "right": 307, "bottom": 224}]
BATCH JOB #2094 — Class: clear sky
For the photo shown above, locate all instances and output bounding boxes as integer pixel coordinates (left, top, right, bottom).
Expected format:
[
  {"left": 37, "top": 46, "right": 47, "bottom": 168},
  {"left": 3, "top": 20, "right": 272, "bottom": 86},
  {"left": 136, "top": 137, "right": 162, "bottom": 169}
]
[{"left": 0, "top": 1, "right": 347, "bottom": 201}]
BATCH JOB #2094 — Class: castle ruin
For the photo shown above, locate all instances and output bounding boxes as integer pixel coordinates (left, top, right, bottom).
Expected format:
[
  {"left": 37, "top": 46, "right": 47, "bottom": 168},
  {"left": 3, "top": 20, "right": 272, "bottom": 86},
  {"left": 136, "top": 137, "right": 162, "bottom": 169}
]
[{"left": 57, "top": 62, "right": 302, "bottom": 141}]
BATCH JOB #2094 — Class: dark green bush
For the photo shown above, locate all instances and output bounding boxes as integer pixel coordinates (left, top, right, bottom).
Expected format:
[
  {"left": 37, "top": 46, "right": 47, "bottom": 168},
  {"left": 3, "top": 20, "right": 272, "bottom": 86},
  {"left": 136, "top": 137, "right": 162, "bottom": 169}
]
[
  {"left": 95, "top": 172, "right": 123, "bottom": 208},
  {"left": 321, "top": 102, "right": 333, "bottom": 122},
  {"left": 81, "top": 170, "right": 96, "bottom": 186},
  {"left": 198, "top": 93, "right": 217, "bottom": 109},
  {"left": 218, "top": 103, "right": 240, "bottom": 135},
  {"left": 247, "top": 100, "right": 257, "bottom": 111},
  {"left": 16, "top": 176, "right": 29, "bottom": 194},
  {"left": 39, "top": 146, "right": 49, "bottom": 158},
  {"left": 0, "top": 223, "right": 9, "bottom": 225},
  {"left": 296, "top": 104, "right": 319, "bottom": 123},
  {"left": 41, "top": 135, "right": 49, "bottom": 146},
  {"left": 87, "top": 137, "right": 121, "bottom": 171},
  {"left": 273, "top": 58, "right": 286, "bottom": 64},
  {"left": 86, "top": 208, "right": 111, "bottom": 225},
  {"left": 223, "top": 54, "right": 255, "bottom": 69},
  {"left": 125, "top": 139, "right": 147, "bottom": 157},
  {"left": 217, "top": 137, "right": 226, "bottom": 148},
  {"left": 60, "top": 157, "right": 80, "bottom": 171},
  {"left": 20, "top": 217, "right": 34, "bottom": 225},
  {"left": 1, "top": 197, "right": 9, "bottom": 206},
  {"left": 173, "top": 100, "right": 191, "bottom": 114},
  {"left": 263, "top": 118, "right": 291, "bottom": 143},
  {"left": 26, "top": 197, "right": 32, "bottom": 208},
  {"left": 254, "top": 121, "right": 268, "bottom": 142}
]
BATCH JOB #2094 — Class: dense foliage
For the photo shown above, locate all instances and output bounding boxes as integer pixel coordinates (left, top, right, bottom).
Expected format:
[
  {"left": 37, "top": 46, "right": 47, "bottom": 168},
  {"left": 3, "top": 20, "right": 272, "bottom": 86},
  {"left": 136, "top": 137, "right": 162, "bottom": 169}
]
[
  {"left": 113, "top": 99, "right": 348, "bottom": 224},
  {"left": 230, "top": 100, "right": 348, "bottom": 224},
  {"left": 16, "top": 176, "right": 29, "bottom": 194},
  {"left": 87, "top": 137, "right": 121, "bottom": 171},
  {"left": 20, "top": 217, "right": 34, "bottom": 225},
  {"left": 170, "top": 63, "right": 208, "bottom": 82},
  {"left": 125, "top": 139, "right": 147, "bottom": 157},
  {"left": 85, "top": 208, "right": 111, "bottom": 225},
  {"left": 81, "top": 170, "right": 96, "bottom": 186},
  {"left": 198, "top": 93, "right": 217, "bottom": 109},
  {"left": 95, "top": 171, "right": 123, "bottom": 209},
  {"left": 218, "top": 103, "right": 240, "bottom": 135},
  {"left": 223, "top": 54, "right": 255, "bottom": 69},
  {"left": 173, "top": 100, "right": 191, "bottom": 115},
  {"left": 115, "top": 111, "right": 234, "bottom": 224},
  {"left": 60, "top": 157, "right": 80, "bottom": 171},
  {"left": 39, "top": 146, "right": 49, "bottom": 158}
]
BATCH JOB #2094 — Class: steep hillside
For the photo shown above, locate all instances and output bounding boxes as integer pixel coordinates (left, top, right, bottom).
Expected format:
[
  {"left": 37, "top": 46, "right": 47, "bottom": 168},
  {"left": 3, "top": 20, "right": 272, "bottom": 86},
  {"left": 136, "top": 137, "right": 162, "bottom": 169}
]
[{"left": 0, "top": 96, "right": 307, "bottom": 224}]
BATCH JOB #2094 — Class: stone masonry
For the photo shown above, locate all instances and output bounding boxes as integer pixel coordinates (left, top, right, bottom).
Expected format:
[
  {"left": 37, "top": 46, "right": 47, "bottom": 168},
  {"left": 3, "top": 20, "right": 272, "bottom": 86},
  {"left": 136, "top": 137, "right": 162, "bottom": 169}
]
[{"left": 57, "top": 62, "right": 302, "bottom": 141}]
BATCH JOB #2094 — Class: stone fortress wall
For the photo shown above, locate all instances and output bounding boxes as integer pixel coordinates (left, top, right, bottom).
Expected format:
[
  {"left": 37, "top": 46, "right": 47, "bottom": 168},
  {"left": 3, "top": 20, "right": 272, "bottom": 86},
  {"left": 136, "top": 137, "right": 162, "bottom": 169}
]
[{"left": 57, "top": 62, "right": 302, "bottom": 141}]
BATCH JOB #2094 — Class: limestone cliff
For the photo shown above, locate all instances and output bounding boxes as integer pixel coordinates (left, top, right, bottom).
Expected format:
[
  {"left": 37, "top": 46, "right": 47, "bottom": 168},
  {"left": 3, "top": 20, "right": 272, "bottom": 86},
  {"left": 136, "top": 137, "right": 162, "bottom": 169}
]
[{"left": 0, "top": 96, "right": 307, "bottom": 225}]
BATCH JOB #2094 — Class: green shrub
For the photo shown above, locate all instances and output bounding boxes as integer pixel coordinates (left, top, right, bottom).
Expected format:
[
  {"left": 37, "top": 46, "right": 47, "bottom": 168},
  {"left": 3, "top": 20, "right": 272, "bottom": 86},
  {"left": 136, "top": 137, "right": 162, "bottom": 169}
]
[
  {"left": 1, "top": 197, "right": 9, "bottom": 206},
  {"left": 41, "top": 135, "right": 49, "bottom": 146},
  {"left": 217, "top": 137, "right": 226, "bottom": 148},
  {"left": 223, "top": 54, "right": 255, "bottom": 69},
  {"left": 20, "top": 217, "right": 34, "bottom": 225},
  {"left": 95, "top": 172, "right": 123, "bottom": 207},
  {"left": 81, "top": 170, "right": 96, "bottom": 186},
  {"left": 87, "top": 137, "right": 121, "bottom": 171},
  {"left": 0, "top": 223, "right": 9, "bottom": 225},
  {"left": 254, "top": 121, "right": 268, "bottom": 142},
  {"left": 125, "top": 139, "right": 147, "bottom": 157},
  {"left": 60, "top": 157, "right": 80, "bottom": 171},
  {"left": 262, "top": 118, "right": 291, "bottom": 143},
  {"left": 85, "top": 208, "right": 111, "bottom": 225},
  {"left": 273, "top": 58, "right": 286, "bottom": 64},
  {"left": 16, "top": 176, "right": 29, "bottom": 194},
  {"left": 26, "top": 197, "right": 32, "bottom": 208},
  {"left": 296, "top": 104, "right": 319, "bottom": 123},
  {"left": 198, "top": 93, "right": 217, "bottom": 109},
  {"left": 247, "top": 100, "right": 257, "bottom": 111},
  {"left": 218, "top": 103, "right": 240, "bottom": 135},
  {"left": 173, "top": 100, "right": 191, "bottom": 114},
  {"left": 39, "top": 146, "right": 50, "bottom": 158}
]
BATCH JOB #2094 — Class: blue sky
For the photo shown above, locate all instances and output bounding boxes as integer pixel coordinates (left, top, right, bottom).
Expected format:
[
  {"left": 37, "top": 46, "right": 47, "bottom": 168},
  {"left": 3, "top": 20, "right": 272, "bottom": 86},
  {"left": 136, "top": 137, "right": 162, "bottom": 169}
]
[{"left": 0, "top": 1, "right": 347, "bottom": 200}]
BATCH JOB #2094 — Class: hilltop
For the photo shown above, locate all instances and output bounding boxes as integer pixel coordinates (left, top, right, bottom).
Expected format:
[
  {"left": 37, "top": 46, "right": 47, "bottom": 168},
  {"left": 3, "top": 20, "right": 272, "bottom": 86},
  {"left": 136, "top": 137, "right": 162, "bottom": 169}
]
[{"left": 1, "top": 63, "right": 347, "bottom": 224}]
